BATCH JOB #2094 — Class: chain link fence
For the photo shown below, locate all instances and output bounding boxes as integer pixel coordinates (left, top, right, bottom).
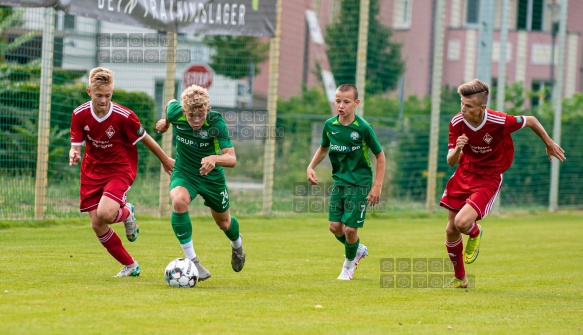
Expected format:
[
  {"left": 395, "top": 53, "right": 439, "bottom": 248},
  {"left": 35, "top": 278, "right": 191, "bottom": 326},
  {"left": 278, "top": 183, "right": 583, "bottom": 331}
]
[{"left": 1, "top": 2, "right": 581, "bottom": 220}]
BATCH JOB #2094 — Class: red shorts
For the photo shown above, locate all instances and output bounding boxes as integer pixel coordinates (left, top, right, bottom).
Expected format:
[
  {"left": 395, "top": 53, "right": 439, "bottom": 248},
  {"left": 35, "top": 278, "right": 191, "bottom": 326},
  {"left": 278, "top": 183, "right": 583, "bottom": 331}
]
[
  {"left": 439, "top": 168, "right": 503, "bottom": 220},
  {"left": 79, "top": 176, "right": 131, "bottom": 212}
]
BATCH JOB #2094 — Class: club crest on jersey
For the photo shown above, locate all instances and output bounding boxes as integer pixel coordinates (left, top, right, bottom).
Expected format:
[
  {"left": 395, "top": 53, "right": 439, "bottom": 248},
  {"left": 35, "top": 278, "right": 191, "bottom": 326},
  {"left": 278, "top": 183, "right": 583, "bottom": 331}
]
[
  {"left": 196, "top": 129, "right": 209, "bottom": 139},
  {"left": 106, "top": 126, "right": 115, "bottom": 139},
  {"left": 84, "top": 125, "right": 90, "bottom": 132},
  {"left": 350, "top": 131, "right": 359, "bottom": 140},
  {"left": 136, "top": 125, "right": 144, "bottom": 135},
  {"left": 483, "top": 133, "right": 493, "bottom": 144}
]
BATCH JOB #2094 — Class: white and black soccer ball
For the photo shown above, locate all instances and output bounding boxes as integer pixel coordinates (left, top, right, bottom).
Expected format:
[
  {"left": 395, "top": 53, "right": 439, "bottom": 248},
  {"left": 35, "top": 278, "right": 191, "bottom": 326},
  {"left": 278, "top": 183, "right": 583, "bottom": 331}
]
[{"left": 164, "top": 258, "right": 199, "bottom": 288}]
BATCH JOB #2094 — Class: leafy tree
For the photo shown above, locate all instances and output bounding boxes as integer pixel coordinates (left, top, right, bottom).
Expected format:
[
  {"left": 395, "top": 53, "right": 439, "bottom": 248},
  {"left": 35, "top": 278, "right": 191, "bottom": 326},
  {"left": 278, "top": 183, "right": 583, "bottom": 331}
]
[
  {"left": 0, "top": 6, "right": 38, "bottom": 63},
  {"left": 325, "top": 0, "right": 404, "bottom": 94},
  {"left": 203, "top": 35, "right": 269, "bottom": 79}
]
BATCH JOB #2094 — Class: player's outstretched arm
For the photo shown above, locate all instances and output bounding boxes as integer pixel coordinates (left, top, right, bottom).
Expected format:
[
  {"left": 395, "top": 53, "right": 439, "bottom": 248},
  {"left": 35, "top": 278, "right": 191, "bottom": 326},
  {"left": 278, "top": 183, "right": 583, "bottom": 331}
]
[
  {"left": 525, "top": 116, "right": 566, "bottom": 162},
  {"left": 156, "top": 103, "right": 171, "bottom": 134},
  {"left": 141, "top": 134, "right": 175, "bottom": 175},
  {"left": 199, "top": 147, "right": 236, "bottom": 176},
  {"left": 307, "top": 146, "right": 329, "bottom": 185},
  {"left": 367, "top": 150, "right": 386, "bottom": 206},
  {"left": 69, "top": 146, "right": 82, "bottom": 166},
  {"left": 156, "top": 118, "right": 170, "bottom": 134}
]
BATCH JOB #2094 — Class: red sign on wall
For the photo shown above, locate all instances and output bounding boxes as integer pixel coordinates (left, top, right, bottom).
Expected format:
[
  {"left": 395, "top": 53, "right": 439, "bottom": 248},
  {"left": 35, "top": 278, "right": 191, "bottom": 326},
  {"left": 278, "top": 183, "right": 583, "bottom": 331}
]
[{"left": 183, "top": 64, "right": 214, "bottom": 89}]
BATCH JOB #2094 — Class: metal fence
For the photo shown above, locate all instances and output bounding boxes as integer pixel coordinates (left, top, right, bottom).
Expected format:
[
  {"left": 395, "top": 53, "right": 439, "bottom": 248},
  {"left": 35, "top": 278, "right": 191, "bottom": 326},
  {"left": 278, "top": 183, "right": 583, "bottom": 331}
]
[{"left": 0, "top": 1, "right": 581, "bottom": 220}]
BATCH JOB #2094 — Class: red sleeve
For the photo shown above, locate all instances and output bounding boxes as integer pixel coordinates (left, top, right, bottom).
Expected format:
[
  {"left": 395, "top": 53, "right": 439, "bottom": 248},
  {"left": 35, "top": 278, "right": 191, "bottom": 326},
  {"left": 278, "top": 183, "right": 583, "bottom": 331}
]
[
  {"left": 448, "top": 119, "right": 462, "bottom": 151},
  {"left": 70, "top": 111, "right": 85, "bottom": 145},
  {"left": 503, "top": 114, "right": 526, "bottom": 136},
  {"left": 124, "top": 111, "right": 147, "bottom": 145}
]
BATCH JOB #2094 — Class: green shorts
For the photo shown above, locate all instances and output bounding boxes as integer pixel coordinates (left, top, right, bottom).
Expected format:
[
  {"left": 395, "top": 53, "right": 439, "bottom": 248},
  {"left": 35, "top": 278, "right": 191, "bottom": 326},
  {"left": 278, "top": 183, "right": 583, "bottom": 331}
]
[
  {"left": 328, "top": 185, "right": 370, "bottom": 228},
  {"left": 170, "top": 171, "right": 230, "bottom": 213}
]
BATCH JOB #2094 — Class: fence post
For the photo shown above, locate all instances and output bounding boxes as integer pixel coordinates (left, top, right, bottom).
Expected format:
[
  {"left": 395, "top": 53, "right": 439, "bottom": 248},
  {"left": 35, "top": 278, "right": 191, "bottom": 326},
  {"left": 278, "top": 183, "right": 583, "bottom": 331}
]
[
  {"left": 34, "top": 7, "right": 55, "bottom": 220},
  {"left": 262, "top": 0, "right": 282, "bottom": 215},
  {"left": 355, "top": 0, "right": 369, "bottom": 116},
  {"left": 549, "top": 0, "right": 568, "bottom": 211},
  {"left": 425, "top": 0, "right": 445, "bottom": 213},
  {"left": 492, "top": 0, "right": 511, "bottom": 215},
  {"left": 159, "top": 31, "right": 177, "bottom": 217}
]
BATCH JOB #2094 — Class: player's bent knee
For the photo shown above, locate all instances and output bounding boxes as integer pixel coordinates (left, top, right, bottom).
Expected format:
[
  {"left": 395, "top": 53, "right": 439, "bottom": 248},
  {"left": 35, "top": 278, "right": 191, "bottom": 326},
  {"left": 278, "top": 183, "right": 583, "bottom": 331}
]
[
  {"left": 344, "top": 227, "right": 358, "bottom": 240},
  {"left": 95, "top": 209, "right": 115, "bottom": 225},
  {"left": 171, "top": 199, "right": 190, "bottom": 212},
  {"left": 213, "top": 214, "right": 231, "bottom": 230},
  {"left": 453, "top": 219, "right": 472, "bottom": 232},
  {"left": 329, "top": 222, "right": 342, "bottom": 235},
  {"left": 216, "top": 219, "right": 230, "bottom": 230}
]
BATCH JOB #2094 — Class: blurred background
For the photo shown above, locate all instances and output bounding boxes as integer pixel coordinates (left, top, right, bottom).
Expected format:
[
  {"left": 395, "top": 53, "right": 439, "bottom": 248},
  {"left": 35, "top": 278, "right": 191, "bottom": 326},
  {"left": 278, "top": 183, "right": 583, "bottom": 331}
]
[{"left": 0, "top": 0, "right": 581, "bottom": 220}]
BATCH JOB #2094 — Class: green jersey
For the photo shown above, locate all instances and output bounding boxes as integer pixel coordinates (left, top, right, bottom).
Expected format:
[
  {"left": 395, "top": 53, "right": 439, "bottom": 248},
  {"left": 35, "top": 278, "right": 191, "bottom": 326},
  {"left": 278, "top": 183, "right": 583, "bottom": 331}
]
[
  {"left": 321, "top": 114, "right": 383, "bottom": 186},
  {"left": 167, "top": 100, "right": 233, "bottom": 181}
]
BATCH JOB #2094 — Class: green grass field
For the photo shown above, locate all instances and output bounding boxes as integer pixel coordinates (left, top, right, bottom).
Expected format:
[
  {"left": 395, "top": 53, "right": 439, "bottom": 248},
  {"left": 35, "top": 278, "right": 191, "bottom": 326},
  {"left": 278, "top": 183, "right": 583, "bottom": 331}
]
[{"left": 1, "top": 212, "right": 582, "bottom": 334}]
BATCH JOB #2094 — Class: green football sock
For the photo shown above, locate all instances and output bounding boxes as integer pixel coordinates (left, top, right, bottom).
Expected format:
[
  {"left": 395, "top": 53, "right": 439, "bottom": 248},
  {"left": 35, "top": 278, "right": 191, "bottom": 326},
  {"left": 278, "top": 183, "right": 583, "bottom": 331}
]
[
  {"left": 335, "top": 234, "right": 347, "bottom": 244},
  {"left": 224, "top": 215, "right": 240, "bottom": 241},
  {"left": 171, "top": 212, "right": 192, "bottom": 244},
  {"left": 345, "top": 238, "right": 360, "bottom": 261}
]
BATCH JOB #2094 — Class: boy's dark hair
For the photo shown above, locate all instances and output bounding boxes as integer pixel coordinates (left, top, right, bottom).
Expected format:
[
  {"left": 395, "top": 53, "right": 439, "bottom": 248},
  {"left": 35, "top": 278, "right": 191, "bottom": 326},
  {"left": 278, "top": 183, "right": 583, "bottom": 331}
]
[{"left": 337, "top": 83, "right": 358, "bottom": 100}]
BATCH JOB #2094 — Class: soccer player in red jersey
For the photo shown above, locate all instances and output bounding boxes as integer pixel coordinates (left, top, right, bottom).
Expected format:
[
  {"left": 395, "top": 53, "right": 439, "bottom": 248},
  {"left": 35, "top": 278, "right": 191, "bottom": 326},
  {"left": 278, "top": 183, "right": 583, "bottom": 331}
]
[
  {"left": 440, "top": 79, "right": 566, "bottom": 288},
  {"left": 69, "top": 67, "right": 174, "bottom": 277}
]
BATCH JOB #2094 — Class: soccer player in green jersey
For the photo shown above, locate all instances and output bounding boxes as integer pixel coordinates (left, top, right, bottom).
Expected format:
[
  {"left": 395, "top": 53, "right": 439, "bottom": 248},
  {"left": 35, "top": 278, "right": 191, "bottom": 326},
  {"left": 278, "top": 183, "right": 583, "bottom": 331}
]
[
  {"left": 156, "top": 85, "right": 245, "bottom": 281},
  {"left": 307, "top": 84, "right": 386, "bottom": 280}
]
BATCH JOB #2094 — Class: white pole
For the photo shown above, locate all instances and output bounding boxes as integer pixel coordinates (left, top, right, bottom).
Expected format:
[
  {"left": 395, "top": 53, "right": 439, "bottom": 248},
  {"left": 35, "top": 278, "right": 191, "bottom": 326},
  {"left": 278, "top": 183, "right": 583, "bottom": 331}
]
[
  {"left": 476, "top": 0, "right": 496, "bottom": 99},
  {"left": 426, "top": 0, "right": 445, "bottom": 212},
  {"left": 159, "top": 32, "right": 176, "bottom": 217},
  {"left": 492, "top": 0, "right": 510, "bottom": 215},
  {"left": 262, "top": 0, "right": 282, "bottom": 215},
  {"left": 34, "top": 7, "right": 55, "bottom": 220},
  {"left": 549, "top": 0, "right": 568, "bottom": 211},
  {"left": 355, "top": 0, "right": 369, "bottom": 116}
]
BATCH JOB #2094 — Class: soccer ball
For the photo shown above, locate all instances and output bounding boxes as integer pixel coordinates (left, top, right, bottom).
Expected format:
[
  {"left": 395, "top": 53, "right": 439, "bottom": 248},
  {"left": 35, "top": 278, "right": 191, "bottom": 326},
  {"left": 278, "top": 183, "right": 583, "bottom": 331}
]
[{"left": 164, "top": 258, "right": 199, "bottom": 288}]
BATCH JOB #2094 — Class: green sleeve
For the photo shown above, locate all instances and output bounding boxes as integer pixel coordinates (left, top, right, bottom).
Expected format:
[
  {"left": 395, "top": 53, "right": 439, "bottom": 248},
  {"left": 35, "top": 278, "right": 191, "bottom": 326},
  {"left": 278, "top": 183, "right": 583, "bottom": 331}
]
[
  {"left": 214, "top": 118, "right": 233, "bottom": 149},
  {"left": 320, "top": 122, "right": 330, "bottom": 147},
  {"left": 166, "top": 100, "right": 183, "bottom": 123},
  {"left": 365, "top": 125, "right": 383, "bottom": 154}
]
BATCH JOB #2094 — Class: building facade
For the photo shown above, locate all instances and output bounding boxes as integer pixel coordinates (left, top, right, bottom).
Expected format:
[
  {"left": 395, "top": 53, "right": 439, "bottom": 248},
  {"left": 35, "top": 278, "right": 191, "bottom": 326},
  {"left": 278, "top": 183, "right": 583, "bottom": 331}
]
[{"left": 254, "top": 0, "right": 582, "bottom": 102}]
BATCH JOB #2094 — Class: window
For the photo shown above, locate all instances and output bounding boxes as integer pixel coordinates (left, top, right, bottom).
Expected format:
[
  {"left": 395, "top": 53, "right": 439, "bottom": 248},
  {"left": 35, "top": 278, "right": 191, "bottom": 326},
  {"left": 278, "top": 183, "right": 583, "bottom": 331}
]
[
  {"left": 393, "top": 0, "right": 412, "bottom": 29},
  {"left": 64, "top": 13, "right": 75, "bottom": 31},
  {"left": 466, "top": 0, "right": 480, "bottom": 26},
  {"left": 517, "top": 0, "right": 543, "bottom": 31},
  {"left": 531, "top": 81, "right": 551, "bottom": 107}
]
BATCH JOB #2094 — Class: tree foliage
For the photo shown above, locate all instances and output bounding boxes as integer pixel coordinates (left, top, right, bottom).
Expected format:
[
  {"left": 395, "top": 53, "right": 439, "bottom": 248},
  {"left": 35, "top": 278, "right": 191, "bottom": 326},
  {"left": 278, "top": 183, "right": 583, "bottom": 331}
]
[
  {"left": 0, "top": 6, "right": 38, "bottom": 63},
  {"left": 325, "top": 0, "right": 404, "bottom": 94},
  {"left": 203, "top": 35, "right": 269, "bottom": 79}
]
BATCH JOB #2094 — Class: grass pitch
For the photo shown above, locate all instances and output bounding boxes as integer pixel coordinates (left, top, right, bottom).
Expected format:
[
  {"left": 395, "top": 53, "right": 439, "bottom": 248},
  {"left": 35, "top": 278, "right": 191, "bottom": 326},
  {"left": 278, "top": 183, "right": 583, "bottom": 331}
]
[{"left": 0, "top": 212, "right": 582, "bottom": 334}]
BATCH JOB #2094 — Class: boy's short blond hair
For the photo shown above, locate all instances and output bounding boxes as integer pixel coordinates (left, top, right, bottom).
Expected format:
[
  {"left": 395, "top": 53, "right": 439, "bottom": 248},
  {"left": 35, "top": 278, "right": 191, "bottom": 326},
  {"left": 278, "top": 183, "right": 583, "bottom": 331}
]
[
  {"left": 181, "top": 85, "right": 210, "bottom": 113},
  {"left": 89, "top": 67, "right": 114, "bottom": 89}
]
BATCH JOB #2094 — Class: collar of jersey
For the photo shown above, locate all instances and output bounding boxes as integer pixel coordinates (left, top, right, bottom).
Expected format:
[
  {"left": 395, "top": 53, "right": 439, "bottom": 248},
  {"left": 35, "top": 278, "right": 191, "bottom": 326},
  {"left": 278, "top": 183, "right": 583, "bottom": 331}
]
[{"left": 332, "top": 116, "right": 360, "bottom": 127}]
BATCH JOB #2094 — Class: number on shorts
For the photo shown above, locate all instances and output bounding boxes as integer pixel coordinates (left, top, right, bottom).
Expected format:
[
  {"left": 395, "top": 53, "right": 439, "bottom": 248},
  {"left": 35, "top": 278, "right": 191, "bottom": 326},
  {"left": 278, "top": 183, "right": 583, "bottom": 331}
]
[{"left": 220, "top": 189, "right": 229, "bottom": 205}]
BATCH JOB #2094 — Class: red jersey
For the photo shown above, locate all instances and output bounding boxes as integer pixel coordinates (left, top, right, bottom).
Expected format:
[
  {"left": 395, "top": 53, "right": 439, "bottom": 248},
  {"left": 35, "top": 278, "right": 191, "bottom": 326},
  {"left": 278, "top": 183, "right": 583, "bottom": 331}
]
[
  {"left": 70, "top": 101, "right": 147, "bottom": 184},
  {"left": 448, "top": 109, "right": 526, "bottom": 175}
]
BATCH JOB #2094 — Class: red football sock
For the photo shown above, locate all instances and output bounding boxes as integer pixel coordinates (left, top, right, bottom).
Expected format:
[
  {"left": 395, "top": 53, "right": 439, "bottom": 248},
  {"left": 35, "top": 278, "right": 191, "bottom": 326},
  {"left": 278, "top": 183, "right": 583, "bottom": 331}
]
[
  {"left": 98, "top": 228, "right": 134, "bottom": 265},
  {"left": 446, "top": 237, "right": 465, "bottom": 279},
  {"left": 113, "top": 206, "right": 130, "bottom": 223},
  {"left": 465, "top": 222, "right": 480, "bottom": 238}
]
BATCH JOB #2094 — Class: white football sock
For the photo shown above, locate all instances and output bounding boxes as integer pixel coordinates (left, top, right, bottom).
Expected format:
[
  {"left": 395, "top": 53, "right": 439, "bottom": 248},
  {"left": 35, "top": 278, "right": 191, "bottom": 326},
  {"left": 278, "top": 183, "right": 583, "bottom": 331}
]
[
  {"left": 181, "top": 241, "right": 196, "bottom": 259},
  {"left": 230, "top": 235, "right": 242, "bottom": 249}
]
